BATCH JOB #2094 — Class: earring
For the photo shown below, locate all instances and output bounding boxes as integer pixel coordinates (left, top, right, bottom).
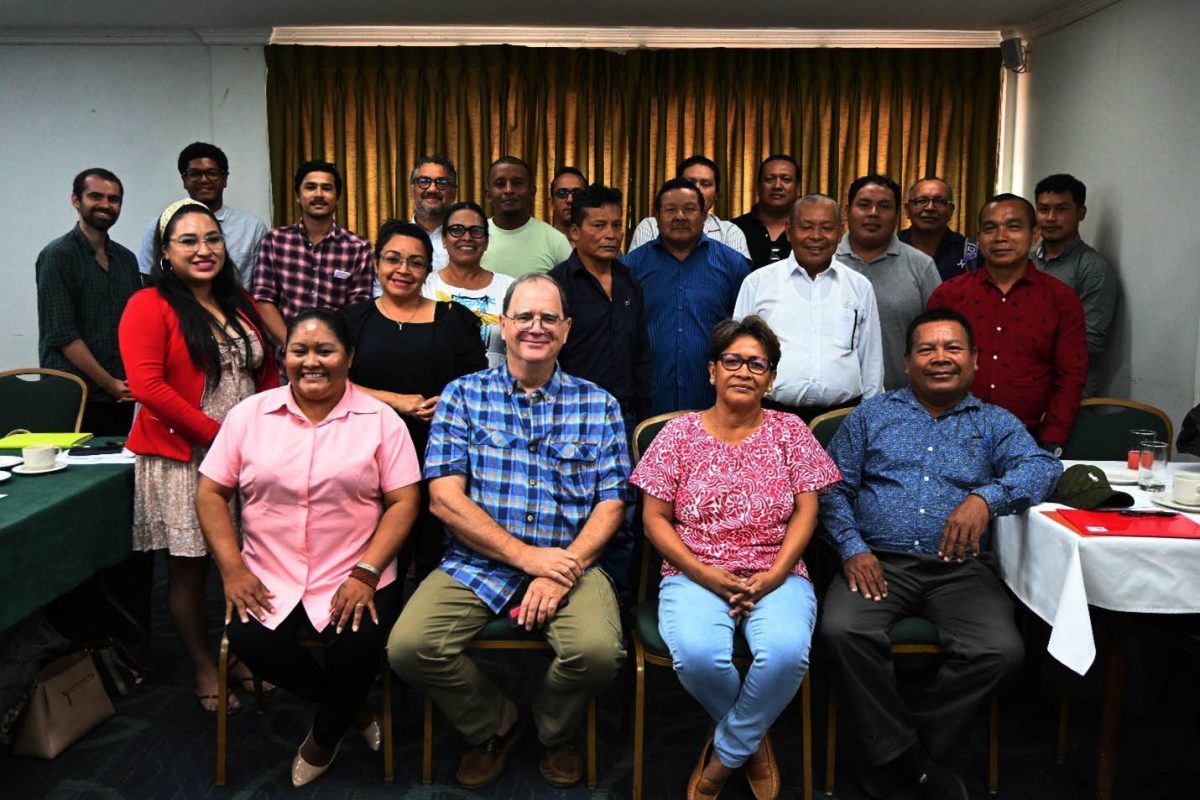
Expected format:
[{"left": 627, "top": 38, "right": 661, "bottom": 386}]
[
  {"left": 709, "top": 377, "right": 715, "bottom": 385},
  {"left": 160, "top": 257, "right": 173, "bottom": 272}
]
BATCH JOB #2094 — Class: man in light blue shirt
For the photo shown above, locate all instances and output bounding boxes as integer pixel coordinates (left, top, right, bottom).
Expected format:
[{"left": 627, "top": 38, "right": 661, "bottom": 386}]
[
  {"left": 734, "top": 194, "right": 883, "bottom": 423},
  {"left": 819, "top": 308, "right": 1060, "bottom": 800},
  {"left": 625, "top": 177, "right": 750, "bottom": 414},
  {"left": 136, "top": 142, "right": 268, "bottom": 288}
]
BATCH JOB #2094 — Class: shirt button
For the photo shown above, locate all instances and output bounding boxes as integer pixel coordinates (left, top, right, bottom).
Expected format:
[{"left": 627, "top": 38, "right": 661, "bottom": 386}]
[
  {"left": 914, "top": 540, "right": 921, "bottom": 547},
  {"left": 919, "top": 508, "right": 925, "bottom": 514},
  {"left": 993, "top": 354, "right": 999, "bottom": 360},
  {"left": 927, "top": 446, "right": 934, "bottom": 452},
  {"left": 529, "top": 479, "right": 537, "bottom": 487},
  {"left": 1001, "top": 297, "right": 1007, "bottom": 302},
  {"left": 529, "top": 445, "right": 537, "bottom": 452},
  {"left": 996, "top": 326, "right": 1002, "bottom": 332},
  {"left": 990, "top": 384, "right": 996, "bottom": 389},
  {"left": 526, "top": 514, "right": 534, "bottom": 522},
  {"left": 923, "top": 476, "right": 929, "bottom": 482}
]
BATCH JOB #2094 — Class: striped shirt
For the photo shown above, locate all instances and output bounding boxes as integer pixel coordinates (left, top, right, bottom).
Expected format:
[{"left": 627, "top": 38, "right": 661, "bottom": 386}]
[
  {"left": 624, "top": 235, "right": 750, "bottom": 414},
  {"left": 251, "top": 221, "right": 375, "bottom": 323},
  {"left": 425, "top": 363, "right": 633, "bottom": 611}
]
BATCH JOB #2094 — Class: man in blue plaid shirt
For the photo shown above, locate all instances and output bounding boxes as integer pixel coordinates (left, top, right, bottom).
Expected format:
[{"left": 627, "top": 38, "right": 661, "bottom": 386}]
[{"left": 389, "top": 273, "right": 632, "bottom": 790}]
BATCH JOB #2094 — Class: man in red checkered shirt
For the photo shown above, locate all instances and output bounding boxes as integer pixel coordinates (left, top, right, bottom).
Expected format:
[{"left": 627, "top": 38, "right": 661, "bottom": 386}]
[{"left": 252, "top": 160, "right": 375, "bottom": 345}]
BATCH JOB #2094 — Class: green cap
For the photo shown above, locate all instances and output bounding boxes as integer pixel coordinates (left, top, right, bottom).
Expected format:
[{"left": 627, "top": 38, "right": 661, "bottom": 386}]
[{"left": 1050, "top": 464, "right": 1135, "bottom": 510}]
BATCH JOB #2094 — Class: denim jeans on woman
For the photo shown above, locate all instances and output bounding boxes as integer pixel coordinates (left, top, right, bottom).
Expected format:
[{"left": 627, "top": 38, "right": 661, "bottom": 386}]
[{"left": 658, "top": 573, "right": 817, "bottom": 768}]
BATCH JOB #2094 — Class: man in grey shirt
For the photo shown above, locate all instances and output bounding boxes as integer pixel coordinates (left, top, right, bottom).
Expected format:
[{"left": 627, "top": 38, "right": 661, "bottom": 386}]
[
  {"left": 837, "top": 174, "right": 941, "bottom": 390},
  {"left": 1033, "top": 173, "right": 1117, "bottom": 396}
]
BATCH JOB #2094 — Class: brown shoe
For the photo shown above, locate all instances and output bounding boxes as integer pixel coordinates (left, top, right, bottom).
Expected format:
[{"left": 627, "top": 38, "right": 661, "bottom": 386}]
[
  {"left": 539, "top": 743, "right": 583, "bottom": 788},
  {"left": 745, "top": 733, "right": 781, "bottom": 800},
  {"left": 455, "top": 712, "right": 524, "bottom": 789},
  {"left": 686, "top": 735, "right": 728, "bottom": 800}
]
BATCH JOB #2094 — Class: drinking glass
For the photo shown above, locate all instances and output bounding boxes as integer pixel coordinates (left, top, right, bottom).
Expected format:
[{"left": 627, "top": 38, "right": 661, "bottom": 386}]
[
  {"left": 1127, "top": 429, "right": 1156, "bottom": 470},
  {"left": 1137, "top": 440, "right": 1168, "bottom": 492}
]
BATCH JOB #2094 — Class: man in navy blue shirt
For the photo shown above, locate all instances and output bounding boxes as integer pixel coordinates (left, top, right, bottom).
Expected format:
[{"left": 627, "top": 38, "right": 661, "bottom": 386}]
[
  {"left": 819, "top": 308, "right": 1061, "bottom": 800},
  {"left": 625, "top": 178, "right": 749, "bottom": 414}
]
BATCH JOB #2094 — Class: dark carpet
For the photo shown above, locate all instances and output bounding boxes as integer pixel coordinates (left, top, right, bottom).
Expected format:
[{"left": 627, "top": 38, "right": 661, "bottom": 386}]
[{"left": 1, "top": 561, "right": 1197, "bottom": 799}]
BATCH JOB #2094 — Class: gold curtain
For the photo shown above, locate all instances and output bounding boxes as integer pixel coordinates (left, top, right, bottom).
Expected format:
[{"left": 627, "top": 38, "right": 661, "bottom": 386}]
[{"left": 266, "top": 45, "right": 1000, "bottom": 240}]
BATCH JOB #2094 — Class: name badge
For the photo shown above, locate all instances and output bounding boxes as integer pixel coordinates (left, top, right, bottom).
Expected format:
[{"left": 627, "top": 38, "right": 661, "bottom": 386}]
[{"left": 333, "top": 269, "right": 352, "bottom": 280}]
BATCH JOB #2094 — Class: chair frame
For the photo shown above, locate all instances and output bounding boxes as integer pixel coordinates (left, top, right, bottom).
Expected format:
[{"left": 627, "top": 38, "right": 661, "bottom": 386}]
[
  {"left": 807, "top": 407, "right": 853, "bottom": 447},
  {"left": 823, "top": 632, "right": 1000, "bottom": 796},
  {"left": 215, "top": 632, "right": 394, "bottom": 786},
  {"left": 0, "top": 367, "right": 88, "bottom": 434},
  {"left": 420, "top": 637, "right": 598, "bottom": 788},
  {"left": 1071, "top": 397, "right": 1175, "bottom": 457},
  {"left": 628, "top": 412, "right": 813, "bottom": 800}
]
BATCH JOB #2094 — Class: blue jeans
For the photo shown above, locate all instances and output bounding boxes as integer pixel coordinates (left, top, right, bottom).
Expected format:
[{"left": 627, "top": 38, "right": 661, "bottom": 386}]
[{"left": 658, "top": 573, "right": 817, "bottom": 768}]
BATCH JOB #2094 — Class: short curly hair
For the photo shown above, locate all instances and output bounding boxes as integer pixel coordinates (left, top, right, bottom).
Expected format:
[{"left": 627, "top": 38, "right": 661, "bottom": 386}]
[{"left": 708, "top": 316, "right": 781, "bottom": 368}]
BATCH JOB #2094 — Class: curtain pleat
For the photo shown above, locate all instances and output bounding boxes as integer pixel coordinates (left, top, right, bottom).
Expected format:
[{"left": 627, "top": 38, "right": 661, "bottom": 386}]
[{"left": 266, "top": 45, "right": 1000, "bottom": 241}]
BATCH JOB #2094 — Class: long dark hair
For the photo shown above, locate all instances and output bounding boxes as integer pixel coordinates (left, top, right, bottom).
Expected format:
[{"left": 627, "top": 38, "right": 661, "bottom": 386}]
[{"left": 151, "top": 205, "right": 266, "bottom": 385}]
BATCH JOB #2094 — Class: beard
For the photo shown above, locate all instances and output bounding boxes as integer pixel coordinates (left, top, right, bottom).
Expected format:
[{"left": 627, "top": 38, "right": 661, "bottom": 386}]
[{"left": 82, "top": 206, "right": 117, "bottom": 231}]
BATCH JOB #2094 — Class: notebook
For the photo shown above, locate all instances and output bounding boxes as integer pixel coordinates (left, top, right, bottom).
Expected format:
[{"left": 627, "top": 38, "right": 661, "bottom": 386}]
[
  {"left": 0, "top": 432, "right": 93, "bottom": 449},
  {"left": 1045, "top": 509, "right": 1200, "bottom": 539}
]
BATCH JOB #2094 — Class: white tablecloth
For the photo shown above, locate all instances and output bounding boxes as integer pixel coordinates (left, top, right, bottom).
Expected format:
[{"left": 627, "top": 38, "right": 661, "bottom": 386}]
[{"left": 994, "top": 461, "right": 1200, "bottom": 675}]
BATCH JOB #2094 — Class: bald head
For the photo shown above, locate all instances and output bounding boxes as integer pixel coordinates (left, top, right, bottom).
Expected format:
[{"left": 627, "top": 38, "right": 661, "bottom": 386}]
[{"left": 790, "top": 194, "right": 841, "bottom": 226}]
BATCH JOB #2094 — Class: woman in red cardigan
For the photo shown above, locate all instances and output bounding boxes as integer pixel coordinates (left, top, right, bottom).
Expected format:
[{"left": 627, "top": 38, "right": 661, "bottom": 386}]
[{"left": 119, "top": 198, "right": 277, "bottom": 713}]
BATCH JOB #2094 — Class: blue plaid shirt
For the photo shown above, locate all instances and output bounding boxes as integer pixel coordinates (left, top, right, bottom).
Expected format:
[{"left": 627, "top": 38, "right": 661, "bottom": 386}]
[{"left": 424, "top": 363, "right": 634, "bottom": 611}]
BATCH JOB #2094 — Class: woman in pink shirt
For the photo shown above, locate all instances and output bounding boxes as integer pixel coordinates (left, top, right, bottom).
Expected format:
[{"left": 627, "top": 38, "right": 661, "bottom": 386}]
[
  {"left": 630, "top": 317, "right": 840, "bottom": 800},
  {"left": 196, "top": 308, "right": 421, "bottom": 787}
]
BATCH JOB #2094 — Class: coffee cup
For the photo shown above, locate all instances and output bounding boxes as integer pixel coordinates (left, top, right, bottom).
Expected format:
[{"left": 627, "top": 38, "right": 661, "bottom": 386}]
[
  {"left": 21, "top": 445, "right": 60, "bottom": 471},
  {"left": 1173, "top": 473, "right": 1200, "bottom": 507}
]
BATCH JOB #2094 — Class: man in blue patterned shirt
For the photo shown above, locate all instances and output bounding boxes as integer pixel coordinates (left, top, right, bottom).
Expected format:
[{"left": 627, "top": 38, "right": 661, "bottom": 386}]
[
  {"left": 819, "top": 308, "right": 1061, "bottom": 800},
  {"left": 388, "top": 274, "right": 632, "bottom": 790}
]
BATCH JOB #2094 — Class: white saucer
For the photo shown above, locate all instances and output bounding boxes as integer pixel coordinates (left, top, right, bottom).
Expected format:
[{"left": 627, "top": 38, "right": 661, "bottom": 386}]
[
  {"left": 0, "top": 455, "right": 22, "bottom": 469},
  {"left": 1150, "top": 496, "right": 1200, "bottom": 513},
  {"left": 12, "top": 461, "right": 68, "bottom": 476},
  {"left": 0, "top": 469, "right": 9, "bottom": 483},
  {"left": 1103, "top": 468, "right": 1138, "bottom": 485}
]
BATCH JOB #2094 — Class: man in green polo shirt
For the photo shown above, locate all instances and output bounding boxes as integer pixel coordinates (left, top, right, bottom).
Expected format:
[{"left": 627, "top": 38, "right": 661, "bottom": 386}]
[{"left": 36, "top": 167, "right": 142, "bottom": 436}]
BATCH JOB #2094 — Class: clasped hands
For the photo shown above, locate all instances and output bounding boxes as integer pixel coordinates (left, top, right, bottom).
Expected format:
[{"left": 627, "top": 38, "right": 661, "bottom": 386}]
[
  {"left": 513, "top": 545, "right": 584, "bottom": 631},
  {"left": 698, "top": 565, "right": 786, "bottom": 620}
]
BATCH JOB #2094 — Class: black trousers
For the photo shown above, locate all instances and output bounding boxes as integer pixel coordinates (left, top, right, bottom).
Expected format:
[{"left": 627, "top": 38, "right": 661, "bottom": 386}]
[
  {"left": 819, "top": 550, "right": 1023, "bottom": 767},
  {"left": 226, "top": 581, "right": 402, "bottom": 748},
  {"left": 82, "top": 400, "right": 135, "bottom": 437}
]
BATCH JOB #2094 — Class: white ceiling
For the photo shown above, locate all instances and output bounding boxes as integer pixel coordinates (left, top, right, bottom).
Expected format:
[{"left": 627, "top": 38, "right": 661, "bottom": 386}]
[{"left": 0, "top": 0, "right": 1096, "bottom": 35}]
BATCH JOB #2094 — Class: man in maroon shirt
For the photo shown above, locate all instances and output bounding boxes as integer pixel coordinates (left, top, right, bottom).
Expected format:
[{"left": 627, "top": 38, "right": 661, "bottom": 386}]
[{"left": 926, "top": 194, "right": 1086, "bottom": 453}]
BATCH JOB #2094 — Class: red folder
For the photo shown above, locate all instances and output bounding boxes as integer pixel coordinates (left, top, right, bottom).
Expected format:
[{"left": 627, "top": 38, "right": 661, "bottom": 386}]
[{"left": 1044, "top": 509, "right": 1200, "bottom": 539}]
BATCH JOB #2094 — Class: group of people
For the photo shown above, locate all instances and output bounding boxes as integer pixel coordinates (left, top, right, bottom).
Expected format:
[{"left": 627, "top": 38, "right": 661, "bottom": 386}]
[{"left": 34, "top": 140, "right": 1108, "bottom": 798}]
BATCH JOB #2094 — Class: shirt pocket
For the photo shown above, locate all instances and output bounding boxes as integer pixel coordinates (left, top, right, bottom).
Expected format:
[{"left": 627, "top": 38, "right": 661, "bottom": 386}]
[
  {"left": 467, "top": 426, "right": 523, "bottom": 480},
  {"left": 545, "top": 440, "right": 601, "bottom": 502},
  {"left": 820, "top": 307, "right": 857, "bottom": 352}
]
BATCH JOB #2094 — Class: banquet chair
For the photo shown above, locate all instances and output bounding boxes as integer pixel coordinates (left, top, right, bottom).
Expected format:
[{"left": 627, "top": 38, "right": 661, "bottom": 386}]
[
  {"left": 628, "top": 412, "right": 814, "bottom": 800},
  {"left": 215, "top": 632, "right": 395, "bottom": 785},
  {"left": 1061, "top": 398, "right": 1173, "bottom": 461},
  {"left": 823, "top": 618, "right": 1000, "bottom": 795},
  {"left": 420, "top": 621, "right": 598, "bottom": 787},
  {"left": 0, "top": 368, "right": 87, "bottom": 435},
  {"left": 808, "top": 407, "right": 853, "bottom": 448}
]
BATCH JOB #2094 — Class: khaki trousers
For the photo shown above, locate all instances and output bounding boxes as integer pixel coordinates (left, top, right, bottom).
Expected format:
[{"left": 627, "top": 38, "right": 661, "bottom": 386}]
[{"left": 388, "top": 568, "right": 625, "bottom": 747}]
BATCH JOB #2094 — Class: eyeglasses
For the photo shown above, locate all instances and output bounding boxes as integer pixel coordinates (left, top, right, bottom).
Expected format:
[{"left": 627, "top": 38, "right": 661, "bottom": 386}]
[
  {"left": 182, "top": 168, "right": 226, "bottom": 182},
  {"left": 168, "top": 233, "right": 225, "bottom": 250},
  {"left": 446, "top": 223, "right": 488, "bottom": 239},
  {"left": 716, "top": 353, "right": 773, "bottom": 375},
  {"left": 909, "top": 196, "right": 951, "bottom": 208},
  {"left": 505, "top": 312, "right": 563, "bottom": 330},
  {"left": 379, "top": 253, "right": 428, "bottom": 270},
  {"left": 552, "top": 187, "right": 584, "bottom": 200},
  {"left": 412, "top": 176, "right": 455, "bottom": 189}
]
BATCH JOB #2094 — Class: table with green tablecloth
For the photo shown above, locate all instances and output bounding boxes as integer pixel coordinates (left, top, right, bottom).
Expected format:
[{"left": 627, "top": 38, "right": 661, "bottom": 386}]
[{"left": 0, "top": 440, "right": 134, "bottom": 631}]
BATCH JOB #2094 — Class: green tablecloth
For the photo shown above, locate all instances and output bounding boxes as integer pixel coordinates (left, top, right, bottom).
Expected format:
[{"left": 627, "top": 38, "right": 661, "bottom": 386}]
[{"left": 0, "top": 439, "right": 134, "bottom": 631}]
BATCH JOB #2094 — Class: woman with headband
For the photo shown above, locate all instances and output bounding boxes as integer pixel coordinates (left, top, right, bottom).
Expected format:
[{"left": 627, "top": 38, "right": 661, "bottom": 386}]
[{"left": 118, "top": 198, "right": 277, "bottom": 713}]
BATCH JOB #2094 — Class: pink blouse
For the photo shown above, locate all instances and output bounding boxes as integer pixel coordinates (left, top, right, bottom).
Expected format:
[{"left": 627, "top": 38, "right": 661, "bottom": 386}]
[
  {"left": 630, "top": 410, "right": 841, "bottom": 579},
  {"left": 199, "top": 384, "right": 421, "bottom": 630}
]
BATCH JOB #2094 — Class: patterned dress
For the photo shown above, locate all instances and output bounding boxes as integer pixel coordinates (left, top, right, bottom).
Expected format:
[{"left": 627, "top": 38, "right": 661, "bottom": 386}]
[
  {"left": 132, "top": 330, "right": 263, "bottom": 557},
  {"left": 630, "top": 410, "right": 841, "bottom": 579}
]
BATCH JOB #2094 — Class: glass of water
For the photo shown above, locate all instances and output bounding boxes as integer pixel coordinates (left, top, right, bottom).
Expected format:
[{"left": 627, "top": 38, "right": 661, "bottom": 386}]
[{"left": 1137, "top": 441, "right": 1169, "bottom": 492}]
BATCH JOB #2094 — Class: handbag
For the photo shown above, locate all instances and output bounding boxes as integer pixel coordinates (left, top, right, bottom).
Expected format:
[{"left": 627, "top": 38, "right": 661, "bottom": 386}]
[{"left": 11, "top": 651, "right": 114, "bottom": 758}]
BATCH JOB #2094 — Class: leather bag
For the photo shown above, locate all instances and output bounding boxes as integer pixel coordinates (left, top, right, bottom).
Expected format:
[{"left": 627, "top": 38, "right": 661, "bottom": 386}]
[{"left": 12, "top": 651, "right": 114, "bottom": 758}]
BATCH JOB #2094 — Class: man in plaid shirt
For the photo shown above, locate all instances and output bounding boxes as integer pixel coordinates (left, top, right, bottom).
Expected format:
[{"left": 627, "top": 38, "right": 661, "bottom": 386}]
[
  {"left": 251, "top": 160, "right": 375, "bottom": 345},
  {"left": 389, "top": 274, "right": 632, "bottom": 790}
]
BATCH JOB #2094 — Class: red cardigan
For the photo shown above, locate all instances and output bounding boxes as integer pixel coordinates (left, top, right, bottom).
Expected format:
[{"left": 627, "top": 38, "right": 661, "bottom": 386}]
[{"left": 119, "top": 287, "right": 278, "bottom": 462}]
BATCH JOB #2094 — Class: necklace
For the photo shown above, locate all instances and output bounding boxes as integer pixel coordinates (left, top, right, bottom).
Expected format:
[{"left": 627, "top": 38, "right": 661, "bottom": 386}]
[{"left": 376, "top": 297, "right": 422, "bottom": 331}]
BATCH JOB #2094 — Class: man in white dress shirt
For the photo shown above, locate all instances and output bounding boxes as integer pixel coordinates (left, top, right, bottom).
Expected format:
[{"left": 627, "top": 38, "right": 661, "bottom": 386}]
[
  {"left": 629, "top": 155, "right": 751, "bottom": 259},
  {"left": 410, "top": 155, "right": 458, "bottom": 271},
  {"left": 734, "top": 194, "right": 883, "bottom": 423},
  {"left": 136, "top": 142, "right": 268, "bottom": 288}
]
